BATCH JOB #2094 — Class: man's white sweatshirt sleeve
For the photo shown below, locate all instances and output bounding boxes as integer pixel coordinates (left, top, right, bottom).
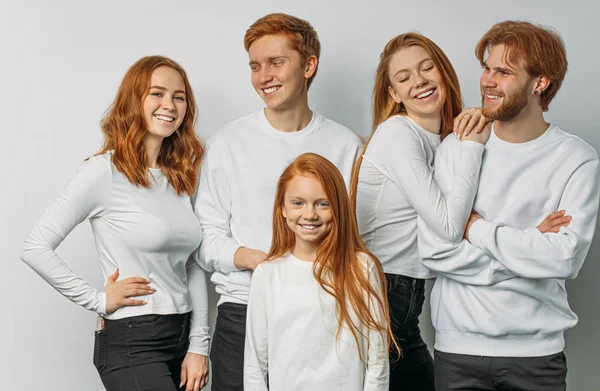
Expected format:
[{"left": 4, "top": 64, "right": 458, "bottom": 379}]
[
  {"left": 468, "top": 159, "right": 600, "bottom": 279},
  {"left": 195, "top": 141, "right": 241, "bottom": 274}
]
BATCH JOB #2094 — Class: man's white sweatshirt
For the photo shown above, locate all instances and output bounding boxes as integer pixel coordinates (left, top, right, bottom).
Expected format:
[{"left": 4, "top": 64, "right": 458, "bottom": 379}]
[
  {"left": 418, "top": 124, "right": 600, "bottom": 357},
  {"left": 195, "top": 110, "right": 362, "bottom": 306}
]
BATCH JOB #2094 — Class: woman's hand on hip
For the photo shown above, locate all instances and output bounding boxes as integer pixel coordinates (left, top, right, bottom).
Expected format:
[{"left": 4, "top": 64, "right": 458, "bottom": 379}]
[{"left": 104, "top": 269, "right": 154, "bottom": 314}]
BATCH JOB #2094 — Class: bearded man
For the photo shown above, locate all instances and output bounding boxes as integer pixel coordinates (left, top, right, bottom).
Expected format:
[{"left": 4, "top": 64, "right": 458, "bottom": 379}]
[{"left": 418, "top": 20, "right": 600, "bottom": 391}]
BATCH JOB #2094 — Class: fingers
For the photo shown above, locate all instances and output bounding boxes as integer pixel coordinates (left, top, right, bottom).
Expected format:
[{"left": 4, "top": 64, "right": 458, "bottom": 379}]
[
  {"left": 473, "top": 115, "right": 488, "bottom": 134},
  {"left": 545, "top": 210, "right": 566, "bottom": 220},
  {"left": 547, "top": 215, "right": 572, "bottom": 232},
  {"left": 121, "top": 298, "right": 147, "bottom": 306},
  {"left": 194, "top": 378, "right": 202, "bottom": 391},
  {"left": 125, "top": 288, "right": 155, "bottom": 297},
  {"left": 180, "top": 364, "right": 187, "bottom": 390},
  {"left": 454, "top": 113, "right": 472, "bottom": 138},
  {"left": 107, "top": 269, "right": 120, "bottom": 283},
  {"left": 537, "top": 210, "right": 571, "bottom": 233},
  {"left": 462, "top": 114, "right": 482, "bottom": 137}
]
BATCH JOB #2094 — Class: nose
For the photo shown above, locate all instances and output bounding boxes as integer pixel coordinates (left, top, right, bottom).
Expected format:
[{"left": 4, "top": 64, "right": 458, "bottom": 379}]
[
  {"left": 259, "top": 67, "right": 274, "bottom": 85},
  {"left": 162, "top": 96, "right": 176, "bottom": 111},
  {"left": 413, "top": 71, "right": 427, "bottom": 88},
  {"left": 481, "top": 70, "right": 496, "bottom": 89},
  {"left": 303, "top": 205, "right": 318, "bottom": 220}
]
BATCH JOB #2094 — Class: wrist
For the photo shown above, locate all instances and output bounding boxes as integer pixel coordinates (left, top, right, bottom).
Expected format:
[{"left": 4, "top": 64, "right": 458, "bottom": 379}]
[{"left": 233, "top": 247, "right": 247, "bottom": 270}]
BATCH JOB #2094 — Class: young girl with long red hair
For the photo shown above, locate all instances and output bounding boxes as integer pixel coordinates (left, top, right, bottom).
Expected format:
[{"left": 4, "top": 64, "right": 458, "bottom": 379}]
[
  {"left": 244, "top": 153, "right": 396, "bottom": 391},
  {"left": 21, "top": 56, "right": 209, "bottom": 391}
]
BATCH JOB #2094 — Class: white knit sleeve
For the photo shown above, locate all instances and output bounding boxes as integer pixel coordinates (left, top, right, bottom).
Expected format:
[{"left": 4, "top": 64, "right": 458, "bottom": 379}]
[{"left": 21, "top": 156, "right": 111, "bottom": 314}]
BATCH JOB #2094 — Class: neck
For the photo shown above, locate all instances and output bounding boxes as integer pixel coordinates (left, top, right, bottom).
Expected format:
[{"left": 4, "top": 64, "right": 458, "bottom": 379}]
[
  {"left": 407, "top": 112, "right": 442, "bottom": 135},
  {"left": 144, "top": 134, "right": 163, "bottom": 168},
  {"left": 291, "top": 241, "right": 318, "bottom": 262},
  {"left": 494, "top": 105, "right": 549, "bottom": 143},
  {"left": 264, "top": 96, "right": 313, "bottom": 132}
]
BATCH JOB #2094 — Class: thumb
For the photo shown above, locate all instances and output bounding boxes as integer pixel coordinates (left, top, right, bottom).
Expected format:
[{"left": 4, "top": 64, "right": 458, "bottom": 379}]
[
  {"left": 180, "top": 361, "right": 187, "bottom": 388},
  {"left": 107, "top": 269, "right": 119, "bottom": 284}
]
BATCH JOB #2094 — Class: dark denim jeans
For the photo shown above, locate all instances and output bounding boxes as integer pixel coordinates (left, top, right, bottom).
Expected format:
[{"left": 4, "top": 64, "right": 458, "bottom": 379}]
[
  {"left": 386, "top": 273, "right": 436, "bottom": 391},
  {"left": 210, "top": 303, "right": 248, "bottom": 391},
  {"left": 93, "top": 313, "right": 190, "bottom": 391},
  {"left": 435, "top": 350, "right": 567, "bottom": 391}
]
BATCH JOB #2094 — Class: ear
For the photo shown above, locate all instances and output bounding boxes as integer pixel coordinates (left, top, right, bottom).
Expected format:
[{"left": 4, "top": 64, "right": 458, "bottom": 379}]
[
  {"left": 533, "top": 75, "right": 551, "bottom": 95},
  {"left": 281, "top": 205, "right": 287, "bottom": 219},
  {"left": 388, "top": 85, "right": 401, "bottom": 104},
  {"left": 304, "top": 55, "right": 318, "bottom": 79}
]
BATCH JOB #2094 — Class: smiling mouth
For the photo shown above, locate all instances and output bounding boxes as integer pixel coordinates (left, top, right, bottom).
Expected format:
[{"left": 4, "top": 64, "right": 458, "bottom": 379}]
[
  {"left": 485, "top": 94, "right": 502, "bottom": 100},
  {"left": 262, "top": 86, "right": 281, "bottom": 94},
  {"left": 414, "top": 88, "right": 436, "bottom": 99},
  {"left": 154, "top": 114, "right": 175, "bottom": 123},
  {"left": 299, "top": 223, "right": 321, "bottom": 231}
]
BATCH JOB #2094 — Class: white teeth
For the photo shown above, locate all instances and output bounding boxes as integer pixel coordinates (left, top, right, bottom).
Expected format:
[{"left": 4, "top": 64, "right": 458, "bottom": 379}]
[
  {"left": 301, "top": 224, "right": 319, "bottom": 231},
  {"left": 416, "top": 89, "right": 434, "bottom": 99},
  {"left": 155, "top": 114, "right": 174, "bottom": 122},
  {"left": 486, "top": 94, "right": 502, "bottom": 99},
  {"left": 263, "top": 86, "right": 281, "bottom": 94}
]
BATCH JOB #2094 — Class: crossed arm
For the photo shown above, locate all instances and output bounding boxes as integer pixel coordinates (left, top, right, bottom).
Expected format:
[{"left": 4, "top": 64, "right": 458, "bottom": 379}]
[{"left": 419, "top": 146, "right": 600, "bottom": 285}]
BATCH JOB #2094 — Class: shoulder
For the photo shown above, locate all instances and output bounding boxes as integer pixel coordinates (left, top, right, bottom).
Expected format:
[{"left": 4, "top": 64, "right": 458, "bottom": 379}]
[
  {"left": 436, "top": 132, "right": 461, "bottom": 157},
  {"left": 373, "top": 116, "right": 425, "bottom": 145},
  {"left": 314, "top": 113, "right": 362, "bottom": 146},
  {"left": 552, "top": 126, "right": 599, "bottom": 163},
  {"left": 256, "top": 254, "right": 288, "bottom": 273},
  {"left": 366, "top": 116, "right": 432, "bottom": 158},
  {"left": 80, "top": 152, "right": 114, "bottom": 179},
  {"left": 206, "top": 111, "right": 260, "bottom": 147}
]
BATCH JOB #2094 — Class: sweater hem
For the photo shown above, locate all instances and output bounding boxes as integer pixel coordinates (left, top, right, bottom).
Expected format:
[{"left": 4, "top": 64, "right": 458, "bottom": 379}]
[{"left": 434, "top": 329, "right": 565, "bottom": 357}]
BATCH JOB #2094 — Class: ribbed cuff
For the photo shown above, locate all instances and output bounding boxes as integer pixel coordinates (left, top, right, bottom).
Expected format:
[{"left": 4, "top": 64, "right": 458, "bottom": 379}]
[
  {"left": 218, "top": 243, "right": 242, "bottom": 273},
  {"left": 96, "top": 292, "right": 107, "bottom": 316},
  {"left": 188, "top": 334, "right": 211, "bottom": 356},
  {"left": 468, "top": 218, "right": 493, "bottom": 249}
]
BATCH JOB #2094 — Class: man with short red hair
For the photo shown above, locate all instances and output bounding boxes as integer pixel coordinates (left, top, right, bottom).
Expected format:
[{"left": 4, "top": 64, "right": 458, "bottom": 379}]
[
  {"left": 419, "top": 21, "right": 600, "bottom": 390},
  {"left": 195, "top": 13, "right": 362, "bottom": 390}
]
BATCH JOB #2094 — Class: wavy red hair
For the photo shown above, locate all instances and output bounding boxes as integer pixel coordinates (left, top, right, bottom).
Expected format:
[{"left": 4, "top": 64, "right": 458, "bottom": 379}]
[
  {"left": 269, "top": 153, "right": 400, "bottom": 361},
  {"left": 351, "top": 33, "right": 462, "bottom": 208},
  {"left": 97, "top": 56, "right": 203, "bottom": 196},
  {"left": 244, "top": 13, "right": 321, "bottom": 89}
]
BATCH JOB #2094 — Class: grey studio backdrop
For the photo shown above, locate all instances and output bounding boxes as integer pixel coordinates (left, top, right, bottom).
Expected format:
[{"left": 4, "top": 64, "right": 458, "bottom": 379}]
[{"left": 2, "top": 0, "right": 599, "bottom": 390}]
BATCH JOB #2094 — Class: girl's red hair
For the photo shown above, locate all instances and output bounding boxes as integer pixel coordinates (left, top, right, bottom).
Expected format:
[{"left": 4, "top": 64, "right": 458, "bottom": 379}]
[
  {"left": 350, "top": 33, "right": 463, "bottom": 208},
  {"left": 269, "top": 153, "right": 400, "bottom": 361},
  {"left": 97, "top": 56, "right": 203, "bottom": 196}
]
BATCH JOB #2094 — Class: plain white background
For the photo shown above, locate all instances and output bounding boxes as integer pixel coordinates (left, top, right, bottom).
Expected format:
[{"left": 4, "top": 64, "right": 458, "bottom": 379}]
[{"left": 2, "top": 0, "right": 599, "bottom": 389}]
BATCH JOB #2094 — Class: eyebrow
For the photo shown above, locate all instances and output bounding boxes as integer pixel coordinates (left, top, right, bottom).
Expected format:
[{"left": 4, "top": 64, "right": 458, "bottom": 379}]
[
  {"left": 288, "top": 196, "right": 329, "bottom": 202},
  {"left": 393, "top": 58, "right": 433, "bottom": 78},
  {"left": 482, "top": 62, "right": 514, "bottom": 73},
  {"left": 248, "top": 56, "right": 287, "bottom": 66},
  {"left": 149, "top": 86, "right": 186, "bottom": 95}
]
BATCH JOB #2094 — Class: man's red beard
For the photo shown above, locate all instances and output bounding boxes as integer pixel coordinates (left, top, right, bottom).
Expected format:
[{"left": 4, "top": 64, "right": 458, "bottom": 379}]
[{"left": 481, "top": 85, "right": 529, "bottom": 121}]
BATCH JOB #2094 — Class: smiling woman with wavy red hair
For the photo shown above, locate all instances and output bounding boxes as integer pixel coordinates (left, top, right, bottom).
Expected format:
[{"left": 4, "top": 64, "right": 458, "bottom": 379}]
[{"left": 21, "top": 56, "right": 210, "bottom": 390}]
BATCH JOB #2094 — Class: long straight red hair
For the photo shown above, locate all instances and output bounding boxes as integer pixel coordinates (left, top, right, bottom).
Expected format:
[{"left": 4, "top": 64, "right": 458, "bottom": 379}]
[
  {"left": 97, "top": 56, "right": 203, "bottom": 196},
  {"left": 350, "top": 33, "right": 462, "bottom": 208},
  {"left": 268, "top": 153, "right": 400, "bottom": 360}
]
